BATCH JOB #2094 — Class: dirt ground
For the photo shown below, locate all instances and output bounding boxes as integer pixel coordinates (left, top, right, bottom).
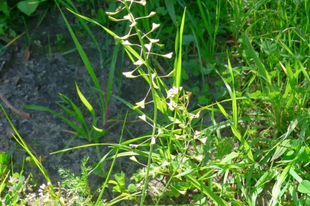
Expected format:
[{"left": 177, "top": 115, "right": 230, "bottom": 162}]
[
  {"left": 0, "top": 7, "right": 231, "bottom": 205},
  {"left": 0, "top": 8, "right": 151, "bottom": 196}
]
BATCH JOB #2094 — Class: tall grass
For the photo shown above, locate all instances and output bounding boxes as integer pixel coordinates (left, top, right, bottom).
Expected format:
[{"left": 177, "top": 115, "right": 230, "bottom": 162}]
[
  {"left": 0, "top": 105, "right": 65, "bottom": 206},
  {"left": 3, "top": 0, "right": 310, "bottom": 205},
  {"left": 47, "top": 0, "right": 310, "bottom": 204}
]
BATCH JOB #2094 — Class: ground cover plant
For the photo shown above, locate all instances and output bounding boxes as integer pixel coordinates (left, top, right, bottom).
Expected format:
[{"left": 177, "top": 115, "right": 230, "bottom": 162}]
[{"left": 1, "top": 0, "right": 310, "bottom": 205}]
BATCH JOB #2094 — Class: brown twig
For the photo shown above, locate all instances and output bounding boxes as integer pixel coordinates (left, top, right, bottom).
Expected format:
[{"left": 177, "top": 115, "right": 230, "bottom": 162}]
[
  {"left": 0, "top": 32, "right": 25, "bottom": 46},
  {"left": 0, "top": 92, "right": 32, "bottom": 118}
]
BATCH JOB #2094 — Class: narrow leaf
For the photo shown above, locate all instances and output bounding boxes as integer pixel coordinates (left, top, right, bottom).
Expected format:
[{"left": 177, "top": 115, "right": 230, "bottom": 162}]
[{"left": 76, "top": 83, "right": 95, "bottom": 117}]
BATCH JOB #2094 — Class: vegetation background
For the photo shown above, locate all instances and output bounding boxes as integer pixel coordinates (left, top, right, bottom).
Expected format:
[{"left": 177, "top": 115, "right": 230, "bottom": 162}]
[{"left": 1, "top": 0, "right": 310, "bottom": 205}]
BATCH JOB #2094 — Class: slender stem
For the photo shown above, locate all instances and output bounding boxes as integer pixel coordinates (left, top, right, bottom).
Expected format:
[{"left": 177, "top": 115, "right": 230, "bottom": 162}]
[{"left": 122, "top": 2, "right": 159, "bottom": 205}]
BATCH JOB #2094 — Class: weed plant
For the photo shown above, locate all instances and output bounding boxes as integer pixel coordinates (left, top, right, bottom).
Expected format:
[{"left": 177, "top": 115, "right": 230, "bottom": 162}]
[{"left": 2, "top": 0, "right": 310, "bottom": 205}]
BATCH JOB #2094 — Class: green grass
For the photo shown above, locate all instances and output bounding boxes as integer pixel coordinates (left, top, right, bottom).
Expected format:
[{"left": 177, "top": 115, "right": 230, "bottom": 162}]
[{"left": 2, "top": 0, "right": 310, "bottom": 205}]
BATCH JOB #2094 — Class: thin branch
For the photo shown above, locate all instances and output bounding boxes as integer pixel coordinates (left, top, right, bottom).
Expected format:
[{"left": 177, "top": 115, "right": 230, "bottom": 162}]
[{"left": 0, "top": 92, "right": 32, "bottom": 119}]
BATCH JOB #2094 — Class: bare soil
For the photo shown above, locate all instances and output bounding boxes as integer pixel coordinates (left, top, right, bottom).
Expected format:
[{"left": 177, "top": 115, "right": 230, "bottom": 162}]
[{"left": 0, "top": 9, "right": 150, "bottom": 197}]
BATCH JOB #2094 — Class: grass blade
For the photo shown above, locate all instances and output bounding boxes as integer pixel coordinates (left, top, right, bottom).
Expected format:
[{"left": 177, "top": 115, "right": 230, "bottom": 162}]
[
  {"left": 106, "top": 44, "right": 120, "bottom": 110},
  {"left": 185, "top": 174, "right": 229, "bottom": 206},
  {"left": 76, "top": 82, "right": 95, "bottom": 117},
  {"left": 0, "top": 104, "right": 65, "bottom": 205},
  {"left": 164, "top": 0, "right": 177, "bottom": 26},
  {"left": 242, "top": 34, "right": 271, "bottom": 87},
  {"left": 55, "top": 1, "right": 105, "bottom": 122},
  {"left": 173, "top": 7, "right": 186, "bottom": 89}
]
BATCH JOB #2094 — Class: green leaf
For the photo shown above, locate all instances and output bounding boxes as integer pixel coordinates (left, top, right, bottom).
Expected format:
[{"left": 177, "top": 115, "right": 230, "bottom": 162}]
[
  {"left": 96, "top": 8, "right": 106, "bottom": 24},
  {"left": 0, "top": 1, "right": 9, "bottom": 16},
  {"left": 93, "top": 125, "right": 105, "bottom": 133},
  {"left": 271, "top": 140, "right": 290, "bottom": 161},
  {"left": 198, "top": 95, "right": 209, "bottom": 105},
  {"left": 216, "top": 102, "right": 229, "bottom": 118},
  {"left": 154, "top": 92, "right": 167, "bottom": 115},
  {"left": 173, "top": 7, "right": 186, "bottom": 89},
  {"left": 156, "top": 7, "right": 167, "bottom": 16},
  {"left": 271, "top": 162, "right": 294, "bottom": 205},
  {"left": 57, "top": 5, "right": 105, "bottom": 123},
  {"left": 231, "top": 125, "right": 254, "bottom": 162},
  {"left": 24, "top": 104, "right": 85, "bottom": 137},
  {"left": 185, "top": 174, "right": 229, "bottom": 206},
  {"left": 115, "top": 172, "right": 126, "bottom": 189},
  {"left": 290, "top": 168, "right": 302, "bottom": 183},
  {"left": 298, "top": 180, "right": 310, "bottom": 194},
  {"left": 306, "top": 198, "right": 310, "bottom": 206},
  {"left": 164, "top": 0, "right": 177, "bottom": 26},
  {"left": 183, "top": 34, "right": 194, "bottom": 45},
  {"left": 17, "top": 0, "right": 39, "bottom": 16},
  {"left": 175, "top": 168, "right": 196, "bottom": 178},
  {"left": 242, "top": 34, "right": 271, "bottom": 86},
  {"left": 108, "top": 180, "right": 118, "bottom": 185},
  {"left": 181, "top": 67, "right": 189, "bottom": 80},
  {"left": 166, "top": 186, "right": 181, "bottom": 197},
  {"left": 76, "top": 83, "right": 95, "bottom": 117},
  {"left": 59, "top": 93, "right": 88, "bottom": 134},
  {"left": 262, "top": 41, "right": 277, "bottom": 56},
  {"left": 127, "top": 184, "right": 137, "bottom": 193}
]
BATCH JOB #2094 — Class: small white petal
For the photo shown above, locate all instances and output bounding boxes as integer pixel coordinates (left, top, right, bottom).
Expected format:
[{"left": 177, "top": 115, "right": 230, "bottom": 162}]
[
  {"left": 179, "top": 123, "right": 186, "bottom": 129},
  {"left": 167, "top": 86, "right": 180, "bottom": 98},
  {"left": 123, "top": 40, "right": 133, "bottom": 45},
  {"left": 162, "top": 160, "right": 170, "bottom": 166},
  {"left": 151, "top": 73, "right": 159, "bottom": 89},
  {"left": 106, "top": 11, "right": 118, "bottom": 15},
  {"left": 151, "top": 136, "right": 156, "bottom": 145},
  {"left": 152, "top": 23, "right": 160, "bottom": 30},
  {"left": 149, "top": 11, "right": 156, "bottom": 17},
  {"left": 195, "top": 155, "right": 204, "bottom": 162},
  {"left": 129, "top": 22, "right": 137, "bottom": 27},
  {"left": 120, "top": 34, "right": 130, "bottom": 40},
  {"left": 123, "top": 71, "right": 137, "bottom": 78},
  {"left": 129, "top": 144, "right": 139, "bottom": 149},
  {"left": 145, "top": 43, "right": 152, "bottom": 51},
  {"left": 139, "top": 114, "right": 146, "bottom": 121},
  {"left": 167, "top": 100, "right": 177, "bottom": 111},
  {"left": 134, "top": 59, "right": 143, "bottom": 66},
  {"left": 198, "top": 137, "right": 207, "bottom": 144},
  {"left": 136, "top": 99, "right": 145, "bottom": 109},
  {"left": 162, "top": 52, "right": 173, "bottom": 59},
  {"left": 129, "top": 156, "right": 139, "bottom": 162},
  {"left": 137, "top": 0, "right": 146, "bottom": 6},
  {"left": 175, "top": 134, "right": 181, "bottom": 139},
  {"left": 123, "top": 14, "right": 131, "bottom": 21},
  {"left": 194, "top": 130, "right": 201, "bottom": 139},
  {"left": 149, "top": 38, "right": 160, "bottom": 43}
]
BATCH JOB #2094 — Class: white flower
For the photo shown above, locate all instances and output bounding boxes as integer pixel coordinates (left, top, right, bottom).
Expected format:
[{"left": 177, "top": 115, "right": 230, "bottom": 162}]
[
  {"left": 194, "top": 130, "right": 201, "bottom": 139},
  {"left": 167, "top": 100, "right": 178, "bottom": 111},
  {"left": 151, "top": 23, "right": 160, "bottom": 30},
  {"left": 162, "top": 52, "right": 173, "bottom": 59},
  {"left": 162, "top": 161, "right": 170, "bottom": 166},
  {"left": 139, "top": 114, "right": 147, "bottom": 121},
  {"left": 167, "top": 86, "right": 182, "bottom": 99},
  {"left": 136, "top": 99, "right": 145, "bottom": 109},
  {"left": 189, "top": 111, "right": 200, "bottom": 120},
  {"left": 134, "top": 59, "right": 143, "bottom": 66},
  {"left": 144, "top": 43, "right": 152, "bottom": 51}
]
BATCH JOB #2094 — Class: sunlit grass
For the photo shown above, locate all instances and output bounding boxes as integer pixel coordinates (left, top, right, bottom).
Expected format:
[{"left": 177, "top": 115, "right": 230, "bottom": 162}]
[{"left": 2, "top": 0, "right": 310, "bottom": 205}]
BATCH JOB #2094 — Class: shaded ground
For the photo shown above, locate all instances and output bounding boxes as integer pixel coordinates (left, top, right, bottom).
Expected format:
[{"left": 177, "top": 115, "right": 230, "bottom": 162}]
[{"left": 0, "top": 9, "right": 151, "bottom": 197}]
